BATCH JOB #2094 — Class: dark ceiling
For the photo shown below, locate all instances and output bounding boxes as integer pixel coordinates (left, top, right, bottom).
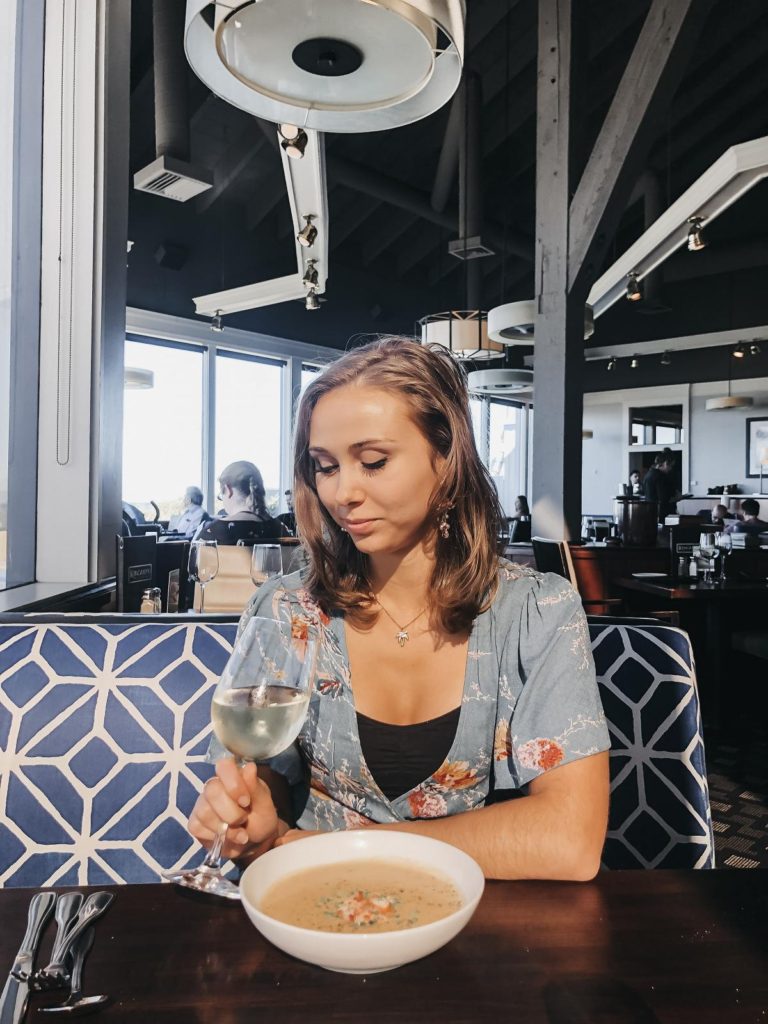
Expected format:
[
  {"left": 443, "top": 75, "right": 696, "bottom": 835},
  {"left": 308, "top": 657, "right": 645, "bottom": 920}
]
[{"left": 127, "top": 0, "right": 768, "bottom": 380}]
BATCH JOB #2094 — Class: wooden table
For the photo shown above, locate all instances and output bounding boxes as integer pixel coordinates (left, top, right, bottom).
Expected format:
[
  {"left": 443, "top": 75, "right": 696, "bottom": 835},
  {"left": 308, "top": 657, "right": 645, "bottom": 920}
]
[{"left": 3, "top": 872, "right": 766, "bottom": 1023}]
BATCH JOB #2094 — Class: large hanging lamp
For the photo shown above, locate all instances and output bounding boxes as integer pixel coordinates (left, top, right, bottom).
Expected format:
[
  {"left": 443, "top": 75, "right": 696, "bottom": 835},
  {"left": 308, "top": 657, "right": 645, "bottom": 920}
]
[
  {"left": 487, "top": 299, "right": 595, "bottom": 345},
  {"left": 706, "top": 345, "right": 754, "bottom": 410},
  {"left": 418, "top": 310, "right": 503, "bottom": 361},
  {"left": 466, "top": 368, "right": 533, "bottom": 397},
  {"left": 184, "top": 0, "right": 465, "bottom": 133},
  {"left": 124, "top": 367, "right": 154, "bottom": 390}
]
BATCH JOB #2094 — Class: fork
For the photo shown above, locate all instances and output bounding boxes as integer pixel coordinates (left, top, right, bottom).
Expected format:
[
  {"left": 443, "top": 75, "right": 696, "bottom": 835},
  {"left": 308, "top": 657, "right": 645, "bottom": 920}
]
[{"left": 34, "top": 893, "right": 114, "bottom": 990}]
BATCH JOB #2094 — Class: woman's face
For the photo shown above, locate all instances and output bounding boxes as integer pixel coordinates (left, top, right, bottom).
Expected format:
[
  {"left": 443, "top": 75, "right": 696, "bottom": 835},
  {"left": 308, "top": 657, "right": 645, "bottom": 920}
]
[
  {"left": 514, "top": 498, "right": 523, "bottom": 514},
  {"left": 308, "top": 385, "right": 443, "bottom": 559}
]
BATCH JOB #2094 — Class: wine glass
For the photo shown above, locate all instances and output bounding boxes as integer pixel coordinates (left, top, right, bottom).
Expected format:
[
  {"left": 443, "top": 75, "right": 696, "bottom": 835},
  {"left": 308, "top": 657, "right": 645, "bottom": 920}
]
[
  {"left": 698, "top": 532, "right": 717, "bottom": 583},
  {"left": 716, "top": 532, "right": 732, "bottom": 584},
  {"left": 164, "top": 616, "right": 316, "bottom": 899},
  {"left": 189, "top": 539, "right": 219, "bottom": 613},
  {"left": 250, "top": 544, "right": 283, "bottom": 586}
]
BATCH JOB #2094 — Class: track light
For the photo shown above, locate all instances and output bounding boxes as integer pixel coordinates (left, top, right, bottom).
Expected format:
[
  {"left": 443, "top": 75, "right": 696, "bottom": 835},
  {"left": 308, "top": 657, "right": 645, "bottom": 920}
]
[
  {"left": 750, "top": 341, "right": 761, "bottom": 356},
  {"left": 279, "top": 123, "right": 308, "bottom": 159},
  {"left": 630, "top": 355, "right": 639, "bottom": 369},
  {"left": 210, "top": 310, "right": 223, "bottom": 333},
  {"left": 606, "top": 357, "right": 617, "bottom": 371},
  {"left": 305, "top": 289, "right": 320, "bottom": 311},
  {"left": 297, "top": 215, "right": 318, "bottom": 248},
  {"left": 302, "top": 259, "right": 319, "bottom": 288},
  {"left": 626, "top": 273, "right": 643, "bottom": 302},
  {"left": 661, "top": 351, "right": 671, "bottom": 366},
  {"left": 733, "top": 343, "right": 745, "bottom": 359},
  {"left": 686, "top": 216, "right": 707, "bottom": 252}
]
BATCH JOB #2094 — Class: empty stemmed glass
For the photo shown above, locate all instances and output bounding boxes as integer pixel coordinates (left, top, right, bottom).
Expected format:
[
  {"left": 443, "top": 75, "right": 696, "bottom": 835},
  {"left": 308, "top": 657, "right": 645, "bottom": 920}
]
[
  {"left": 716, "top": 532, "right": 732, "bottom": 584},
  {"left": 189, "top": 539, "right": 219, "bottom": 612},
  {"left": 250, "top": 544, "right": 283, "bottom": 587},
  {"left": 698, "top": 532, "right": 718, "bottom": 583},
  {"left": 164, "top": 616, "right": 316, "bottom": 899}
]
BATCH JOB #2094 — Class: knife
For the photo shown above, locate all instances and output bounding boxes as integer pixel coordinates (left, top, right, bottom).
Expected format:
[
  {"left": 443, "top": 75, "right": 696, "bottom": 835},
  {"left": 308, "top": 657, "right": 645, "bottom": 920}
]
[{"left": 0, "top": 891, "right": 56, "bottom": 1024}]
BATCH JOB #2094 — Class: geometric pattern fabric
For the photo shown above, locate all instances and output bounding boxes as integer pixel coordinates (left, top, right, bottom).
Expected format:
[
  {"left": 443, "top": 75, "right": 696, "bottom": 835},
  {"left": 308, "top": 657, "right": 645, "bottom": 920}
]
[
  {"left": 0, "top": 616, "right": 713, "bottom": 886},
  {"left": 592, "top": 622, "right": 714, "bottom": 869}
]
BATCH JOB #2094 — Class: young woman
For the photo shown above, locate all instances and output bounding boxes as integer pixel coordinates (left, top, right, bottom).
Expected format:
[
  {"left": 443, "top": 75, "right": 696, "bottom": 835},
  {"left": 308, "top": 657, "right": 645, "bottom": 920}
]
[{"left": 188, "top": 339, "right": 610, "bottom": 880}]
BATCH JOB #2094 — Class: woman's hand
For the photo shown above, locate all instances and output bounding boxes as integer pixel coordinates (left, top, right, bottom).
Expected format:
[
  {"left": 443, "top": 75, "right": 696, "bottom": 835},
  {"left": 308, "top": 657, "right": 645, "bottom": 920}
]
[{"left": 188, "top": 758, "right": 280, "bottom": 861}]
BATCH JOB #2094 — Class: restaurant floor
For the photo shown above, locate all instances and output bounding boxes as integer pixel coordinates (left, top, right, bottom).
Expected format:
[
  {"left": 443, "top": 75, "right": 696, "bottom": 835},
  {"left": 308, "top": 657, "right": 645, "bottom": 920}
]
[{"left": 707, "top": 735, "right": 768, "bottom": 868}]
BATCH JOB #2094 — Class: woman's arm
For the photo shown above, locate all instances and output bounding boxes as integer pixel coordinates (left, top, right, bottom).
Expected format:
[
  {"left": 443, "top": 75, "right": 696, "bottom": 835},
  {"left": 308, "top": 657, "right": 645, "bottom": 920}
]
[{"left": 280, "top": 751, "right": 610, "bottom": 881}]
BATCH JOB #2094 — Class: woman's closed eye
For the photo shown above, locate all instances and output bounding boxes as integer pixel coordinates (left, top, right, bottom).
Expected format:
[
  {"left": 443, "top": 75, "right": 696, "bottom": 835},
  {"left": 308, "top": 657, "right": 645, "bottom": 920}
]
[{"left": 361, "top": 457, "right": 387, "bottom": 475}]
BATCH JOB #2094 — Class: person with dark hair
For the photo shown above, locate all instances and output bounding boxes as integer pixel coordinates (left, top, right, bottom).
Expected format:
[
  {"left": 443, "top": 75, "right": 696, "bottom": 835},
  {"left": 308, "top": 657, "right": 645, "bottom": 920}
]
[
  {"left": 188, "top": 338, "right": 610, "bottom": 881},
  {"left": 169, "top": 486, "right": 209, "bottom": 538},
  {"left": 512, "top": 495, "right": 530, "bottom": 519},
  {"left": 726, "top": 498, "right": 768, "bottom": 535},
  {"left": 217, "top": 460, "right": 270, "bottom": 521},
  {"left": 642, "top": 448, "right": 679, "bottom": 522}
]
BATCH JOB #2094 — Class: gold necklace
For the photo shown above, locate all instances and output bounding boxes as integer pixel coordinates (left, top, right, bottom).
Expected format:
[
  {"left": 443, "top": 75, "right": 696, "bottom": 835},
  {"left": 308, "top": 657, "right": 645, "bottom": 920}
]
[{"left": 373, "top": 596, "right": 426, "bottom": 647}]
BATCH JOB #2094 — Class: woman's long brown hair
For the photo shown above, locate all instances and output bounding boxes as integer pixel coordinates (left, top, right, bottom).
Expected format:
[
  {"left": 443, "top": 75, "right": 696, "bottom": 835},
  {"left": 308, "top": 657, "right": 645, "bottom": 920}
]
[{"left": 293, "top": 337, "right": 505, "bottom": 635}]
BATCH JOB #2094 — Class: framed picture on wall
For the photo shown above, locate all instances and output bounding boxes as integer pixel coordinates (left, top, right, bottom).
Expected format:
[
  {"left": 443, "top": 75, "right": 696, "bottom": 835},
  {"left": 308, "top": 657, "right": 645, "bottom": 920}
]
[{"left": 746, "top": 417, "right": 768, "bottom": 478}]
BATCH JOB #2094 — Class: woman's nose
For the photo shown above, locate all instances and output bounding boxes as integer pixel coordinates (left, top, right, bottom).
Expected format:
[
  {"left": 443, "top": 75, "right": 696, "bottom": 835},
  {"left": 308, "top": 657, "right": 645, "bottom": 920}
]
[{"left": 334, "top": 467, "right": 364, "bottom": 507}]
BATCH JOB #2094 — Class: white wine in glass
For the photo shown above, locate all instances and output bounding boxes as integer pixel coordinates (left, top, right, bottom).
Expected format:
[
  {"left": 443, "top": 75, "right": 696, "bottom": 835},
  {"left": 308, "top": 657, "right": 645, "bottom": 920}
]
[
  {"left": 165, "top": 616, "right": 316, "bottom": 899},
  {"left": 250, "top": 544, "right": 283, "bottom": 587}
]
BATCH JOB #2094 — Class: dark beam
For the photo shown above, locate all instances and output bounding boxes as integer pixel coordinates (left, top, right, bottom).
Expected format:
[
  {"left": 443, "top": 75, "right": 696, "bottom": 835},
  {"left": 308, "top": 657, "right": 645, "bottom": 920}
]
[
  {"left": 531, "top": 0, "right": 586, "bottom": 543},
  {"left": 568, "top": 0, "right": 715, "bottom": 294}
]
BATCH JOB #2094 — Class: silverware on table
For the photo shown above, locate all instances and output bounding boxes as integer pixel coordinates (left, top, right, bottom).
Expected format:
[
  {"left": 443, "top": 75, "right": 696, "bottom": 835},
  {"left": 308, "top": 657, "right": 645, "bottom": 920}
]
[
  {"left": 0, "top": 891, "right": 56, "bottom": 1024},
  {"left": 37, "top": 929, "right": 108, "bottom": 1017},
  {"left": 34, "top": 894, "right": 114, "bottom": 992}
]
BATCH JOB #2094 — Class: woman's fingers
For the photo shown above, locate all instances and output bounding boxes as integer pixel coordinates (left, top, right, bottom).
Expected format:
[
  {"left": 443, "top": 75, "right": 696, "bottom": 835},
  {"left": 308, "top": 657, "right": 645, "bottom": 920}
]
[
  {"left": 201, "top": 776, "right": 248, "bottom": 828},
  {"left": 216, "top": 757, "right": 252, "bottom": 808}
]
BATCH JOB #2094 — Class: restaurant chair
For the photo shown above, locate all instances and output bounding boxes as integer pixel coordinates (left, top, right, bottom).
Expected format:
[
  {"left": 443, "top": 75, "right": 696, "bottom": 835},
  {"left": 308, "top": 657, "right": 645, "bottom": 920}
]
[
  {"left": 532, "top": 537, "right": 623, "bottom": 615},
  {"left": 591, "top": 619, "right": 714, "bottom": 869},
  {"left": 196, "top": 518, "right": 288, "bottom": 545}
]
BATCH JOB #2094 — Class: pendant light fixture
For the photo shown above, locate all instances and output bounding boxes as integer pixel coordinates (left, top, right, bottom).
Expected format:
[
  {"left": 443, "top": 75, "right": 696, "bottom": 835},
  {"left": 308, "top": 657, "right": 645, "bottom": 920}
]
[
  {"left": 184, "top": 0, "right": 465, "bottom": 133},
  {"left": 706, "top": 346, "right": 754, "bottom": 410}
]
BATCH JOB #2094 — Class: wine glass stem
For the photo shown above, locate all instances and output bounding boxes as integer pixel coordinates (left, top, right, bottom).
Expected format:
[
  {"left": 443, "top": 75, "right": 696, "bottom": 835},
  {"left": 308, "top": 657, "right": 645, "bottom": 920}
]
[
  {"left": 203, "top": 819, "right": 227, "bottom": 869},
  {"left": 200, "top": 583, "right": 205, "bottom": 614}
]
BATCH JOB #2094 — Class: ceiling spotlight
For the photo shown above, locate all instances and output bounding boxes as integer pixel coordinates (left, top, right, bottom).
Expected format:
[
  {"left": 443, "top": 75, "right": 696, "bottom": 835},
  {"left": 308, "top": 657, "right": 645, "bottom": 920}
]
[
  {"left": 626, "top": 273, "right": 643, "bottom": 302},
  {"left": 733, "top": 343, "right": 745, "bottom": 359},
  {"left": 305, "top": 289, "right": 320, "bottom": 311},
  {"left": 606, "top": 357, "right": 617, "bottom": 371},
  {"left": 297, "top": 215, "right": 318, "bottom": 248},
  {"left": 210, "top": 310, "right": 223, "bottom": 333},
  {"left": 279, "top": 124, "right": 308, "bottom": 159},
  {"left": 686, "top": 216, "right": 707, "bottom": 252},
  {"left": 661, "top": 351, "right": 672, "bottom": 366},
  {"left": 302, "top": 259, "right": 319, "bottom": 288},
  {"left": 630, "top": 355, "right": 639, "bottom": 369},
  {"left": 750, "top": 341, "right": 761, "bottom": 356}
]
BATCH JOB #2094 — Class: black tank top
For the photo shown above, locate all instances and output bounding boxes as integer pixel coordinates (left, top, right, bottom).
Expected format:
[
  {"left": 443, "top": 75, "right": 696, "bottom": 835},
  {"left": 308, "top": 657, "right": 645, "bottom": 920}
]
[{"left": 356, "top": 707, "right": 461, "bottom": 802}]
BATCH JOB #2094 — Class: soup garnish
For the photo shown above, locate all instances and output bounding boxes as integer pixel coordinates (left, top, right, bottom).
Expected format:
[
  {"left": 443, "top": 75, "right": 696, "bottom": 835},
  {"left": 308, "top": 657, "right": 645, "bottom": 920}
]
[{"left": 259, "top": 859, "right": 462, "bottom": 933}]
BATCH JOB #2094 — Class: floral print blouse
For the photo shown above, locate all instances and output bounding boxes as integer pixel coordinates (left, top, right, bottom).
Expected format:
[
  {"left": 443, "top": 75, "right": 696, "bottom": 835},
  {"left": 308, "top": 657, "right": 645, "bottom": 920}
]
[{"left": 226, "top": 560, "right": 610, "bottom": 831}]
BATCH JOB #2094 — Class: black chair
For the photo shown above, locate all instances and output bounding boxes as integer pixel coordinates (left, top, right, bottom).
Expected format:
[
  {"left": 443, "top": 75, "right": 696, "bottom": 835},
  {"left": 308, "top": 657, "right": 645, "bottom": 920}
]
[
  {"left": 509, "top": 518, "right": 531, "bottom": 542},
  {"left": 196, "top": 518, "right": 288, "bottom": 545},
  {"left": 532, "top": 537, "right": 624, "bottom": 614}
]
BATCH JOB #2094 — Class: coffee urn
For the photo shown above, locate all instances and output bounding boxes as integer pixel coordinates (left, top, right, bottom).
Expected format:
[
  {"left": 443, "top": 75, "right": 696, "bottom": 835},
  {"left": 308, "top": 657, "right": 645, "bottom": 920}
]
[{"left": 613, "top": 497, "right": 658, "bottom": 546}]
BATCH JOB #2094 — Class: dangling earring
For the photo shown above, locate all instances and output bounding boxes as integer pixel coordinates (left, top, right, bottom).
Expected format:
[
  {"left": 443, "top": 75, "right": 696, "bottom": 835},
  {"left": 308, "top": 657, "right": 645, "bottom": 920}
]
[{"left": 438, "top": 508, "right": 451, "bottom": 540}]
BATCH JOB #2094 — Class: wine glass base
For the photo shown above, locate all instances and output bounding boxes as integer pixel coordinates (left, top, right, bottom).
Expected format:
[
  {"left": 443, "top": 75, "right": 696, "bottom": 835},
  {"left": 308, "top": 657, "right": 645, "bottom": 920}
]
[{"left": 163, "top": 865, "right": 241, "bottom": 900}]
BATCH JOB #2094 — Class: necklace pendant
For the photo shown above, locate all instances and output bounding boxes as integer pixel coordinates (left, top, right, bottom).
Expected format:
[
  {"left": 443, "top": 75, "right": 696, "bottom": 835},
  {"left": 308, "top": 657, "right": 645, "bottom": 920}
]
[{"left": 395, "top": 629, "right": 409, "bottom": 647}]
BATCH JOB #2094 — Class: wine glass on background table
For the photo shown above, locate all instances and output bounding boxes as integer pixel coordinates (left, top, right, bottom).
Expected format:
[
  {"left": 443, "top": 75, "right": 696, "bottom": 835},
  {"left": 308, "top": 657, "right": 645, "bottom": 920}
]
[
  {"left": 250, "top": 544, "right": 283, "bottom": 586},
  {"left": 716, "top": 532, "right": 732, "bottom": 584},
  {"left": 164, "top": 616, "right": 316, "bottom": 899},
  {"left": 698, "top": 532, "right": 718, "bottom": 583},
  {"left": 189, "top": 539, "right": 219, "bottom": 613}
]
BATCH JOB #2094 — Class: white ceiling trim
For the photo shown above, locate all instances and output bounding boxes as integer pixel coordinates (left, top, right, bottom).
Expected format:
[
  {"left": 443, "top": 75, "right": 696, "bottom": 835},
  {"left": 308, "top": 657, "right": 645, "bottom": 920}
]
[{"left": 585, "top": 325, "right": 768, "bottom": 361}]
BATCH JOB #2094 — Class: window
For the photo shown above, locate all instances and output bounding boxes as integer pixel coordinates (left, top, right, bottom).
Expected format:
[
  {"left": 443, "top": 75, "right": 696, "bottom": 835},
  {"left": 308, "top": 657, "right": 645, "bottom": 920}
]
[
  {"left": 1, "top": 0, "right": 43, "bottom": 591},
  {"left": 215, "top": 351, "right": 284, "bottom": 514},
  {"left": 489, "top": 402, "right": 528, "bottom": 517},
  {"left": 123, "top": 339, "right": 204, "bottom": 521},
  {"left": 629, "top": 405, "right": 683, "bottom": 446}
]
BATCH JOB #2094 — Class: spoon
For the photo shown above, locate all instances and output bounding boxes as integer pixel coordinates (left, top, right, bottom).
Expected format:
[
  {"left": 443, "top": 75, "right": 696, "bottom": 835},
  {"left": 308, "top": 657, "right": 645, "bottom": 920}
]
[{"left": 38, "top": 928, "right": 109, "bottom": 1016}]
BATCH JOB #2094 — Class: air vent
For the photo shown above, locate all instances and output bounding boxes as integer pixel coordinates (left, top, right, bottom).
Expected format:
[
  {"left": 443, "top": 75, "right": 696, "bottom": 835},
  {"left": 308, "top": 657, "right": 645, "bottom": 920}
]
[{"left": 133, "top": 156, "right": 213, "bottom": 203}]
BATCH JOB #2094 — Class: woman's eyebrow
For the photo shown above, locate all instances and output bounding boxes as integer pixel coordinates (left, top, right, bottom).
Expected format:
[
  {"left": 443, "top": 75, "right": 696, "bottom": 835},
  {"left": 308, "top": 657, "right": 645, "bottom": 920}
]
[{"left": 308, "top": 438, "right": 396, "bottom": 454}]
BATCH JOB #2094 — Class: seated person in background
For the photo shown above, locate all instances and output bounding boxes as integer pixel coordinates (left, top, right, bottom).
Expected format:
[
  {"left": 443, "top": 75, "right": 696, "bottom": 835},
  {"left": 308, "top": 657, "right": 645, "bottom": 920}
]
[
  {"left": 188, "top": 337, "right": 610, "bottom": 881},
  {"left": 710, "top": 503, "right": 733, "bottom": 527},
  {"left": 511, "top": 495, "right": 530, "bottom": 519},
  {"left": 629, "top": 470, "right": 643, "bottom": 496},
  {"left": 169, "top": 486, "right": 209, "bottom": 537},
  {"left": 275, "top": 489, "right": 297, "bottom": 536},
  {"left": 193, "top": 461, "right": 279, "bottom": 540},
  {"left": 726, "top": 498, "right": 768, "bottom": 535}
]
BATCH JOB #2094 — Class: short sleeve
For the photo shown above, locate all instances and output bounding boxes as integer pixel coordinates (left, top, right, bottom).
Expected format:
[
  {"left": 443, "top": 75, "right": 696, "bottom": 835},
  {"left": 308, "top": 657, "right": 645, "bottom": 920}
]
[{"left": 493, "top": 573, "right": 610, "bottom": 789}]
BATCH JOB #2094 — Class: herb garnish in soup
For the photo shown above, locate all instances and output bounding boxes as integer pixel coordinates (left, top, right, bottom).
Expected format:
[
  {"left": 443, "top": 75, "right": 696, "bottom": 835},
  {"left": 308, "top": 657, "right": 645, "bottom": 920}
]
[{"left": 260, "top": 860, "right": 462, "bottom": 933}]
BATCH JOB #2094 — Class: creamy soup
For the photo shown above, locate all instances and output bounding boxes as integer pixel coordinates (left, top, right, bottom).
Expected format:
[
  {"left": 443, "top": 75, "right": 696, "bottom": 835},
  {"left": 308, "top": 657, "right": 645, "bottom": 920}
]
[{"left": 259, "top": 859, "right": 463, "bottom": 933}]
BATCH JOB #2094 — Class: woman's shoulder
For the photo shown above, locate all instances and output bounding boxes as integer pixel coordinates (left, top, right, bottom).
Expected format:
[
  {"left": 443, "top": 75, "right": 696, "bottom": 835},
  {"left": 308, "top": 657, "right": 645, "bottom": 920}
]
[{"left": 491, "top": 558, "right": 580, "bottom": 621}]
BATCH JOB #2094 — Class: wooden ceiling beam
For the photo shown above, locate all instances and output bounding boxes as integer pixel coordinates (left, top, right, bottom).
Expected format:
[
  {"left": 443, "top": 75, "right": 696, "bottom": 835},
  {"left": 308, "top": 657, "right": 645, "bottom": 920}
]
[{"left": 567, "top": 0, "right": 715, "bottom": 296}]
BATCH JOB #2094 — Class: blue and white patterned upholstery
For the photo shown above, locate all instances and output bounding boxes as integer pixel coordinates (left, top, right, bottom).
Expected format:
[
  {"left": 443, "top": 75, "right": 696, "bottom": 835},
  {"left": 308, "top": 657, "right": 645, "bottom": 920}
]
[
  {"left": 591, "top": 621, "right": 714, "bottom": 869},
  {"left": 0, "top": 615, "right": 713, "bottom": 886},
  {"left": 0, "top": 619, "right": 236, "bottom": 887}
]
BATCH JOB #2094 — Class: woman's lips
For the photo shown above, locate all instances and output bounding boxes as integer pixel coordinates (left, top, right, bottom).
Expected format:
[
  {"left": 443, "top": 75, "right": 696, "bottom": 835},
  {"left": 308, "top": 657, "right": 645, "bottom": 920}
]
[{"left": 341, "top": 518, "right": 377, "bottom": 535}]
